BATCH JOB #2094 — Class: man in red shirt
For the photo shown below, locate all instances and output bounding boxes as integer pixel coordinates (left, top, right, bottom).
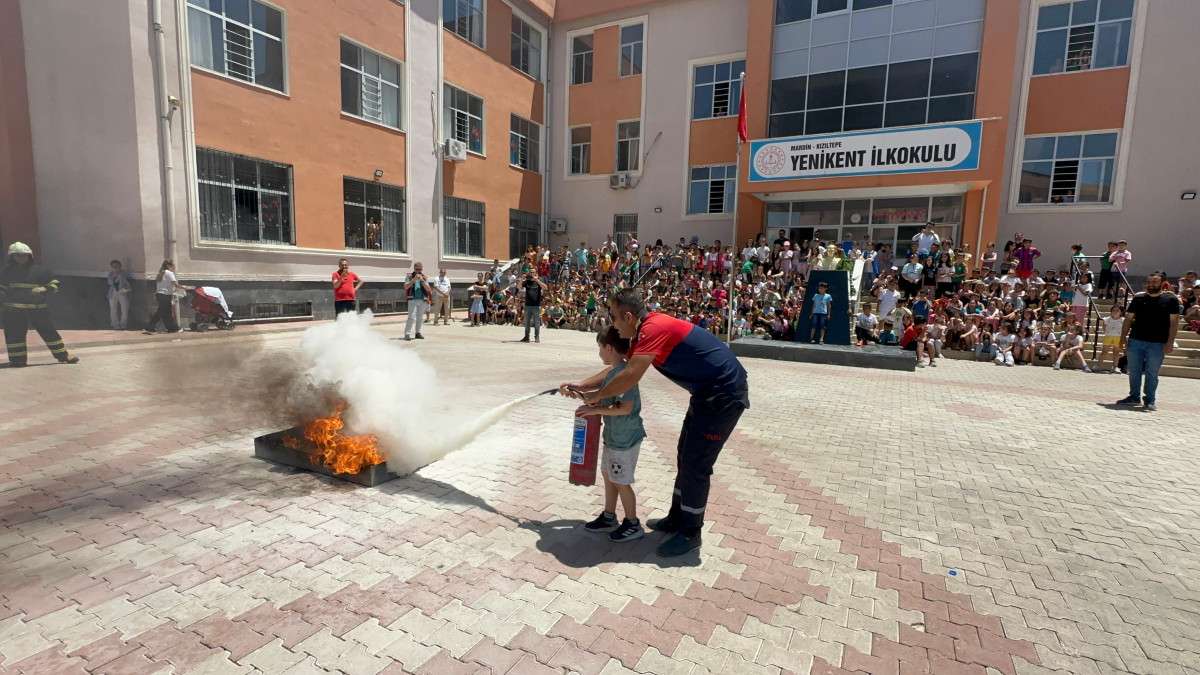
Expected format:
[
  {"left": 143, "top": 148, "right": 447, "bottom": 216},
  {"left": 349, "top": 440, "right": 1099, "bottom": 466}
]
[
  {"left": 568, "top": 288, "right": 749, "bottom": 558},
  {"left": 332, "top": 258, "right": 362, "bottom": 316}
]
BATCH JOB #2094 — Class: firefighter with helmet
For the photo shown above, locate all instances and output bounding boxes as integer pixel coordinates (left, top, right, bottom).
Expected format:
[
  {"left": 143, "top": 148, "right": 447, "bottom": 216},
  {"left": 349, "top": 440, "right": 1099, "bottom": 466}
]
[{"left": 1, "top": 242, "right": 80, "bottom": 367}]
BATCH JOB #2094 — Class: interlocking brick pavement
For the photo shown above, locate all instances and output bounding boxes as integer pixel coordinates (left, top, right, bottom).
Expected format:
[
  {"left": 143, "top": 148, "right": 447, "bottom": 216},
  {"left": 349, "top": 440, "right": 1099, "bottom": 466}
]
[{"left": 2, "top": 323, "right": 1198, "bottom": 674}]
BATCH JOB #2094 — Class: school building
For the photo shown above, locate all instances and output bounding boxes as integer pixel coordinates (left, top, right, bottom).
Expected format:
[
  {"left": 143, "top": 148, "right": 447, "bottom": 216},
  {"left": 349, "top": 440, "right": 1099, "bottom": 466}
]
[{"left": 0, "top": 0, "right": 1195, "bottom": 326}]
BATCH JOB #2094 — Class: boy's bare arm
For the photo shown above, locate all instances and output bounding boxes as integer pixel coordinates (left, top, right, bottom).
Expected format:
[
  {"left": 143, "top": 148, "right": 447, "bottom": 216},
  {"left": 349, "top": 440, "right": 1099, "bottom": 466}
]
[{"left": 560, "top": 366, "right": 613, "bottom": 395}]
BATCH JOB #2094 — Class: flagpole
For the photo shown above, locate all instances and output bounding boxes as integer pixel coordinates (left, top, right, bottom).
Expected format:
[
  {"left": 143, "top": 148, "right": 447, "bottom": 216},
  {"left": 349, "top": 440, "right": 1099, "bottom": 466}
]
[{"left": 727, "top": 72, "right": 746, "bottom": 343}]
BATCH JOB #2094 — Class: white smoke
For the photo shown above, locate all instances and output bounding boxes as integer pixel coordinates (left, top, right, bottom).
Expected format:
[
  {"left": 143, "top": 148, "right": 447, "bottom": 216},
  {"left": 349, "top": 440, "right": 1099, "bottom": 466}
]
[{"left": 292, "top": 311, "right": 535, "bottom": 475}]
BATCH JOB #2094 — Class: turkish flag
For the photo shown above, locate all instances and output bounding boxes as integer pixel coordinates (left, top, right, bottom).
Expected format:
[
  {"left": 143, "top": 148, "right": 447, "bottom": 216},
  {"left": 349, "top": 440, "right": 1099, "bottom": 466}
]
[{"left": 736, "top": 81, "right": 749, "bottom": 144}]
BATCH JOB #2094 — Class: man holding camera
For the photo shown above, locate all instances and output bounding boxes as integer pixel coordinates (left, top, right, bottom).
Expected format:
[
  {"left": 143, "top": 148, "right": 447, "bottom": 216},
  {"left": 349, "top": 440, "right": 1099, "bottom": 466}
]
[
  {"left": 332, "top": 258, "right": 363, "bottom": 315},
  {"left": 519, "top": 270, "right": 548, "bottom": 343},
  {"left": 404, "top": 262, "right": 433, "bottom": 340}
]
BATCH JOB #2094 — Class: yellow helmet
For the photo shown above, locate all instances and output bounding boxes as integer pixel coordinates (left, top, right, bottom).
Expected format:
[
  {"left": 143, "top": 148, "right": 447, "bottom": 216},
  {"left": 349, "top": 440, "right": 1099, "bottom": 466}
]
[{"left": 7, "top": 242, "right": 33, "bottom": 256}]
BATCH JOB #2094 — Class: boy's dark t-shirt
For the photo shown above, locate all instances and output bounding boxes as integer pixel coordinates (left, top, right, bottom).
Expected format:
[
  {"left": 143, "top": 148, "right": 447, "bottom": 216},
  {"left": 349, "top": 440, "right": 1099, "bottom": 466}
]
[
  {"left": 1128, "top": 292, "right": 1181, "bottom": 343},
  {"left": 524, "top": 281, "right": 542, "bottom": 306}
]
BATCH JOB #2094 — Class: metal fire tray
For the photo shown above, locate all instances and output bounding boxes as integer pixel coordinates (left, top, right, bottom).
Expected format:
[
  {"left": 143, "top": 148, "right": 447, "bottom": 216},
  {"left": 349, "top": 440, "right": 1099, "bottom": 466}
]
[{"left": 254, "top": 429, "right": 400, "bottom": 487}]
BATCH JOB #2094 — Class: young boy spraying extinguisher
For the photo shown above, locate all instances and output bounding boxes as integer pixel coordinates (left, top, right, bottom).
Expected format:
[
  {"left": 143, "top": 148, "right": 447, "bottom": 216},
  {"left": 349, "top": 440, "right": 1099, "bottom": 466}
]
[{"left": 560, "top": 327, "right": 647, "bottom": 542}]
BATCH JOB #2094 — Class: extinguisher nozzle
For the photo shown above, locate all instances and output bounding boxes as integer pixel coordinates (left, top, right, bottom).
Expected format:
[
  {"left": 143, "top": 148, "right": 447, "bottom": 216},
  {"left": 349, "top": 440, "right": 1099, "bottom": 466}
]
[{"left": 538, "top": 388, "right": 559, "bottom": 396}]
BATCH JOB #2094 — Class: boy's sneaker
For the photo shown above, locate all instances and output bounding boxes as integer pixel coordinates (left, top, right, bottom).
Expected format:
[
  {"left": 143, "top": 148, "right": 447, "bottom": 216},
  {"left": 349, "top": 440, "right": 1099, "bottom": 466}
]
[
  {"left": 609, "top": 519, "right": 644, "bottom": 543},
  {"left": 584, "top": 512, "right": 618, "bottom": 533},
  {"left": 929, "top": 360, "right": 937, "bottom": 367},
  {"left": 1144, "top": 401, "right": 1157, "bottom": 412},
  {"left": 1052, "top": 363, "right": 1061, "bottom": 370}
]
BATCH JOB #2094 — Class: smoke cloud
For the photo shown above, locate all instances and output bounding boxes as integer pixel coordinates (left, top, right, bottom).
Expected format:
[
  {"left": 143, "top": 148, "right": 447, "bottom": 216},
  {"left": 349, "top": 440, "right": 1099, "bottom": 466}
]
[{"left": 289, "top": 311, "right": 534, "bottom": 475}]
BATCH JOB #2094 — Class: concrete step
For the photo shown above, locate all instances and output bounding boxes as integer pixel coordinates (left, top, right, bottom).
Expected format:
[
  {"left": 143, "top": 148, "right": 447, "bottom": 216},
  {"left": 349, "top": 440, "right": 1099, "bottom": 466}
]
[{"left": 1161, "top": 365, "right": 1200, "bottom": 379}]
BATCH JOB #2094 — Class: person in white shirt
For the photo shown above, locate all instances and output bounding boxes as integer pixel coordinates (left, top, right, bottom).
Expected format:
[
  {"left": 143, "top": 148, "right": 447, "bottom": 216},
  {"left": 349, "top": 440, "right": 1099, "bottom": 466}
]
[
  {"left": 878, "top": 280, "right": 901, "bottom": 320},
  {"left": 854, "top": 304, "right": 879, "bottom": 345},
  {"left": 145, "top": 259, "right": 191, "bottom": 334},
  {"left": 912, "top": 223, "right": 940, "bottom": 256},
  {"left": 431, "top": 268, "right": 453, "bottom": 325}
]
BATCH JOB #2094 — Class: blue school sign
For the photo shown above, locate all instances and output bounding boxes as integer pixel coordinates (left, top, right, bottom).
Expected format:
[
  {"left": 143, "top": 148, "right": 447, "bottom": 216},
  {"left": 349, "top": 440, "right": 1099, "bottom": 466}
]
[{"left": 748, "top": 120, "right": 982, "bottom": 182}]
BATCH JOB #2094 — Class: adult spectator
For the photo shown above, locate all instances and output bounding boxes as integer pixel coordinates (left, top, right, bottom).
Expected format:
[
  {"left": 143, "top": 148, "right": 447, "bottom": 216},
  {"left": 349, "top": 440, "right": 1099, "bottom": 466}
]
[
  {"left": 519, "top": 271, "right": 548, "bottom": 343},
  {"left": 912, "top": 223, "right": 940, "bottom": 257},
  {"left": 332, "top": 258, "right": 362, "bottom": 316},
  {"left": 1, "top": 242, "right": 80, "bottom": 366},
  {"left": 145, "top": 260, "right": 189, "bottom": 334},
  {"left": 106, "top": 259, "right": 132, "bottom": 330},
  {"left": 431, "top": 268, "right": 453, "bottom": 325},
  {"left": 900, "top": 254, "right": 923, "bottom": 298},
  {"left": 1117, "top": 272, "right": 1180, "bottom": 411},
  {"left": 573, "top": 288, "right": 749, "bottom": 558},
  {"left": 404, "top": 262, "right": 432, "bottom": 341}
]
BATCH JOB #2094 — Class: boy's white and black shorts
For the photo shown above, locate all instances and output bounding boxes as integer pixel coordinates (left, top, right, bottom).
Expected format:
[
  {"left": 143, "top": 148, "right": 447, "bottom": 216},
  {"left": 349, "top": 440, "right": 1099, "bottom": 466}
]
[{"left": 602, "top": 442, "right": 641, "bottom": 485}]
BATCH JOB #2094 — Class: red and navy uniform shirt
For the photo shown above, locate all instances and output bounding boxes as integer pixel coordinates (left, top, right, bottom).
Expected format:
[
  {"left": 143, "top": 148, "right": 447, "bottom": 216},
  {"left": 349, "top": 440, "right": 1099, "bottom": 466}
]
[{"left": 631, "top": 312, "right": 749, "bottom": 405}]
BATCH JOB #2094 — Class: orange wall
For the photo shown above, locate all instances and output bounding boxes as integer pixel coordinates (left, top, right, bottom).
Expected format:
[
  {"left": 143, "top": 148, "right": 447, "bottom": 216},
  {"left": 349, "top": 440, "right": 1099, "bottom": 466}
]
[
  {"left": 191, "top": 0, "right": 407, "bottom": 251},
  {"left": 735, "top": 0, "right": 1021, "bottom": 253},
  {"left": 0, "top": 1, "right": 39, "bottom": 252},
  {"left": 689, "top": 118, "right": 739, "bottom": 166},
  {"left": 1025, "top": 68, "right": 1129, "bottom": 135},
  {"left": 567, "top": 25, "right": 642, "bottom": 175},
  {"left": 442, "top": 0, "right": 545, "bottom": 260}
]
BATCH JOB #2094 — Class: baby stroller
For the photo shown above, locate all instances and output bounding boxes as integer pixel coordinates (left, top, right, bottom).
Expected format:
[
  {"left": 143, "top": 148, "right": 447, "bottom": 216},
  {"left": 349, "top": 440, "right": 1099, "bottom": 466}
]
[{"left": 189, "top": 286, "right": 235, "bottom": 331}]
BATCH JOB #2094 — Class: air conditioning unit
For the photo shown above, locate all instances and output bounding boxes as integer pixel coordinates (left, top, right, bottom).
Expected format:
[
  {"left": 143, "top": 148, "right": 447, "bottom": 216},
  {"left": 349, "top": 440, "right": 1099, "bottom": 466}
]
[
  {"left": 444, "top": 138, "right": 468, "bottom": 162},
  {"left": 609, "top": 174, "right": 630, "bottom": 189},
  {"left": 549, "top": 218, "right": 568, "bottom": 234}
]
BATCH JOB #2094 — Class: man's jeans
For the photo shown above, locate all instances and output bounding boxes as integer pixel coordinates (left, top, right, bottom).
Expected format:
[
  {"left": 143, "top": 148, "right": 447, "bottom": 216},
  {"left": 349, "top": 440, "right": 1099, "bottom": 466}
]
[
  {"left": 405, "top": 299, "right": 428, "bottom": 337},
  {"left": 1127, "top": 338, "right": 1165, "bottom": 404},
  {"left": 523, "top": 305, "right": 541, "bottom": 340}
]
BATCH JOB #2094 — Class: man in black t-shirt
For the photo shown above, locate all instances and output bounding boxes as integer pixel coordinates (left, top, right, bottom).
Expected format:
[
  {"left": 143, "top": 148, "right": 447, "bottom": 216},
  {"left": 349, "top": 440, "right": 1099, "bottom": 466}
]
[
  {"left": 519, "top": 272, "right": 548, "bottom": 343},
  {"left": 1116, "top": 272, "right": 1180, "bottom": 411}
]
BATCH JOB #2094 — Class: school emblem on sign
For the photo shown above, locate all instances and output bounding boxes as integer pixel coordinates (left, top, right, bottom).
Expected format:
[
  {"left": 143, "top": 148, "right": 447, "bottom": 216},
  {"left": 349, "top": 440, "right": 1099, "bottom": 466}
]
[{"left": 754, "top": 145, "right": 788, "bottom": 177}]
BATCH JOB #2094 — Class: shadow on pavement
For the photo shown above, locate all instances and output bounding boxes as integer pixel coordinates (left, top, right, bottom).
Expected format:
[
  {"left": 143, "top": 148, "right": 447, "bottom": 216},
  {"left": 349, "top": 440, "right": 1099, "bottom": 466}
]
[
  {"left": 518, "top": 518, "right": 701, "bottom": 569},
  {"left": 1094, "top": 402, "right": 1149, "bottom": 412}
]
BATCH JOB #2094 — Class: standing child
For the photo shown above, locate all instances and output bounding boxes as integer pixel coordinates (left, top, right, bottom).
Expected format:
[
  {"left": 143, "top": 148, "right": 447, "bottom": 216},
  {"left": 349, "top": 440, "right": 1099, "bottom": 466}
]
[
  {"left": 563, "top": 327, "right": 647, "bottom": 543},
  {"left": 809, "top": 281, "right": 833, "bottom": 344},
  {"left": 1098, "top": 305, "right": 1125, "bottom": 373},
  {"left": 1099, "top": 241, "right": 1118, "bottom": 299}
]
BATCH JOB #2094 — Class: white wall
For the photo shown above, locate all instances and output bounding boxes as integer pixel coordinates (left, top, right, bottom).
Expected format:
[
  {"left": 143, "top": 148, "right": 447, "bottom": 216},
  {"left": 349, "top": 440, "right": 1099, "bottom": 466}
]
[
  {"left": 998, "top": 0, "right": 1200, "bottom": 276},
  {"left": 547, "top": 0, "right": 748, "bottom": 250}
]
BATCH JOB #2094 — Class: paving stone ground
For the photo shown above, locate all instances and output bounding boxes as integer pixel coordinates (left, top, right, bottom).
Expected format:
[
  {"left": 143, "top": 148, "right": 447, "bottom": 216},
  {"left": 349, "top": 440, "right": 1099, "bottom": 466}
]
[{"left": 1, "top": 321, "right": 1198, "bottom": 675}]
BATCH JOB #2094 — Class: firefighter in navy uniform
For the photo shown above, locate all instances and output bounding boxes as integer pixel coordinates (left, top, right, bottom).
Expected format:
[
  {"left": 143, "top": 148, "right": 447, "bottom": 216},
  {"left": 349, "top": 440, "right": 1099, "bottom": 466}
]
[{"left": 1, "top": 242, "right": 80, "bottom": 367}]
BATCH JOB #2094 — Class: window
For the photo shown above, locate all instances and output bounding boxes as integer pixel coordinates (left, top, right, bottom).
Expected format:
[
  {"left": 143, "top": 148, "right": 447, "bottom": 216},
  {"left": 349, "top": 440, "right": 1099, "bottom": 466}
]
[
  {"left": 619, "top": 24, "right": 643, "bottom": 77},
  {"left": 196, "top": 148, "right": 292, "bottom": 244},
  {"left": 688, "top": 165, "right": 737, "bottom": 215},
  {"left": 340, "top": 40, "right": 401, "bottom": 129},
  {"left": 509, "top": 115, "right": 541, "bottom": 172},
  {"left": 775, "top": 0, "right": 811, "bottom": 24},
  {"left": 693, "top": 59, "right": 746, "bottom": 120},
  {"left": 444, "top": 84, "right": 484, "bottom": 154},
  {"left": 817, "top": 0, "right": 848, "bottom": 13},
  {"left": 511, "top": 15, "right": 542, "bottom": 79},
  {"left": 571, "top": 35, "right": 594, "bottom": 84},
  {"left": 343, "top": 178, "right": 404, "bottom": 252},
  {"left": 509, "top": 209, "right": 540, "bottom": 258},
  {"left": 444, "top": 196, "right": 484, "bottom": 257},
  {"left": 570, "top": 126, "right": 591, "bottom": 175},
  {"left": 187, "top": 0, "right": 285, "bottom": 92},
  {"left": 443, "top": 0, "right": 484, "bottom": 47},
  {"left": 768, "top": 53, "right": 979, "bottom": 138},
  {"left": 616, "top": 121, "right": 641, "bottom": 172},
  {"left": 1018, "top": 132, "right": 1118, "bottom": 204},
  {"left": 1032, "top": 0, "right": 1133, "bottom": 75},
  {"left": 613, "top": 214, "right": 638, "bottom": 250}
]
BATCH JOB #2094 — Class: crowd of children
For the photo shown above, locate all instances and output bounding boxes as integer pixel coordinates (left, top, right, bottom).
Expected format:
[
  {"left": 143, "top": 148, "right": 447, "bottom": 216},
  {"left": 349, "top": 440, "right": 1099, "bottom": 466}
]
[{"left": 477, "top": 231, "right": 1195, "bottom": 373}]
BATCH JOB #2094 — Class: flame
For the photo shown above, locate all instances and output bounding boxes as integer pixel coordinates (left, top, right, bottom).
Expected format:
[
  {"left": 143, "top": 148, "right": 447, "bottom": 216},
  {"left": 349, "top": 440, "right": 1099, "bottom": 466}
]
[{"left": 288, "top": 403, "right": 384, "bottom": 475}]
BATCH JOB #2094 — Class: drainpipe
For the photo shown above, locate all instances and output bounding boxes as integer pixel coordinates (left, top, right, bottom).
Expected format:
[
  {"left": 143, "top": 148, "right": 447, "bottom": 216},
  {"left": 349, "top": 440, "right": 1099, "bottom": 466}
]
[
  {"left": 151, "top": 0, "right": 178, "bottom": 264},
  {"left": 974, "top": 184, "right": 988, "bottom": 271},
  {"left": 542, "top": 22, "right": 552, "bottom": 251},
  {"left": 434, "top": 0, "right": 445, "bottom": 266}
]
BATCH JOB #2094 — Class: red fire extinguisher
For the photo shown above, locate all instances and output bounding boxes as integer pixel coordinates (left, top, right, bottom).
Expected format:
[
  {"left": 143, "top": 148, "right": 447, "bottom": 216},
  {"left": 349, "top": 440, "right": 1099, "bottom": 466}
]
[{"left": 569, "top": 414, "right": 601, "bottom": 486}]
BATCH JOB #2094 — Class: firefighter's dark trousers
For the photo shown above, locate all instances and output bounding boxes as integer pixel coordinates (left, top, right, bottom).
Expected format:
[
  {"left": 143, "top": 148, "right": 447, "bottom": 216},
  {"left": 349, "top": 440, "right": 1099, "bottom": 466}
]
[
  {"left": 666, "top": 392, "right": 747, "bottom": 536},
  {"left": 4, "top": 308, "right": 70, "bottom": 366}
]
